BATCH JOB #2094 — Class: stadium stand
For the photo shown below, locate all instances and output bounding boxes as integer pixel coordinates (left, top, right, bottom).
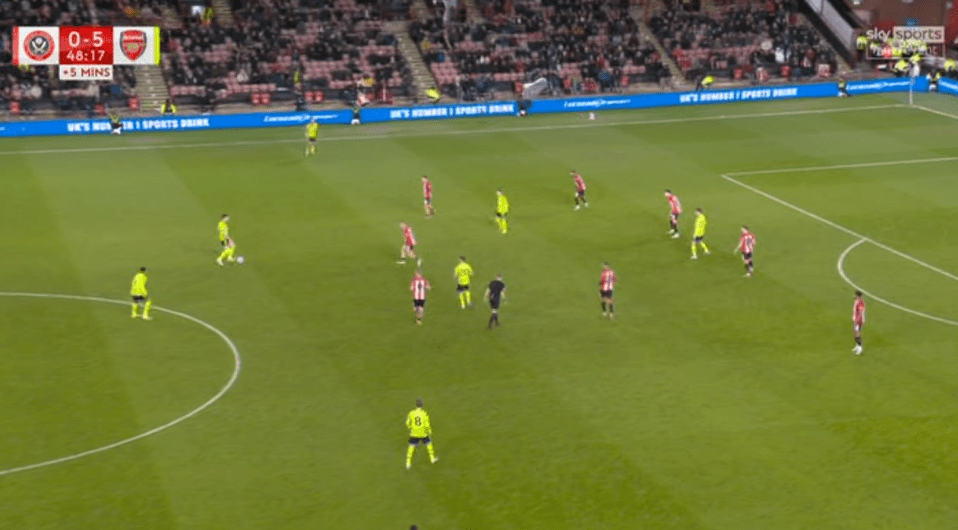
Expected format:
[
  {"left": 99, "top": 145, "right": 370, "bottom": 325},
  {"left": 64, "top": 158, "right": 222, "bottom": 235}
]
[
  {"left": 0, "top": 0, "right": 140, "bottom": 116},
  {"left": 648, "top": 0, "right": 839, "bottom": 83},
  {"left": 411, "top": 0, "right": 669, "bottom": 100},
  {"left": 163, "top": 0, "right": 413, "bottom": 108}
]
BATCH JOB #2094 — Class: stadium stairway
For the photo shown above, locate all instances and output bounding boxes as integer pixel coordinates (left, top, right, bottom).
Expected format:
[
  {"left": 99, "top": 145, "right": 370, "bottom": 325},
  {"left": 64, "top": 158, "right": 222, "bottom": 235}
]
[
  {"left": 630, "top": 6, "right": 689, "bottom": 89},
  {"left": 136, "top": 64, "right": 171, "bottom": 113},
  {"left": 388, "top": 20, "right": 435, "bottom": 102},
  {"left": 211, "top": 0, "right": 236, "bottom": 28},
  {"left": 410, "top": 0, "right": 431, "bottom": 22},
  {"left": 795, "top": 12, "right": 852, "bottom": 75}
]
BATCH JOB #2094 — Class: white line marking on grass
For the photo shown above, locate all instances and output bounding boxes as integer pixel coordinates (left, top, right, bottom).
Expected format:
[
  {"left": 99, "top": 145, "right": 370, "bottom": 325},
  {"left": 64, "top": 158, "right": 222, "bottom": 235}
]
[
  {"left": 0, "top": 292, "right": 241, "bottom": 477},
  {"left": 725, "top": 156, "right": 958, "bottom": 177},
  {"left": 837, "top": 239, "right": 958, "bottom": 326},
  {"left": 720, "top": 173, "right": 958, "bottom": 283},
  {"left": 0, "top": 104, "right": 904, "bottom": 157},
  {"left": 913, "top": 104, "right": 958, "bottom": 121}
]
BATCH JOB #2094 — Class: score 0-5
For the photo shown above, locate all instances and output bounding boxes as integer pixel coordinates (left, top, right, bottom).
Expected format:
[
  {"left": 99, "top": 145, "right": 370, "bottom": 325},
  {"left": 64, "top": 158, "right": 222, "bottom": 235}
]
[{"left": 59, "top": 26, "right": 114, "bottom": 65}]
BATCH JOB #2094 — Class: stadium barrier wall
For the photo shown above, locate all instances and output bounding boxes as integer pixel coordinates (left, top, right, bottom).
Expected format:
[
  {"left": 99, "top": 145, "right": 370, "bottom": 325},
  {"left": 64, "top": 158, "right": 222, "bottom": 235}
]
[{"left": 0, "top": 79, "right": 943, "bottom": 137}]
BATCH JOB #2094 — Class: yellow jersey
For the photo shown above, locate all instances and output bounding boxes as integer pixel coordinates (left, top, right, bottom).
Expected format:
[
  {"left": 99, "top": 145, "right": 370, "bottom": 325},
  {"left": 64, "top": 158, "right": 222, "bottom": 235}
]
[
  {"left": 694, "top": 213, "right": 707, "bottom": 237},
  {"left": 406, "top": 407, "right": 432, "bottom": 438},
  {"left": 454, "top": 262, "right": 474, "bottom": 286},
  {"left": 306, "top": 122, "right": 319, "bottom": 139},
  {"left": 130, "top": 272, "right": 148, "bottom": 297},
  {"left": 497, "top": 194, "right": 510, "bottom": 215},
  {"left": 218, "top": 220, "right": 229, "bottom": 243}
]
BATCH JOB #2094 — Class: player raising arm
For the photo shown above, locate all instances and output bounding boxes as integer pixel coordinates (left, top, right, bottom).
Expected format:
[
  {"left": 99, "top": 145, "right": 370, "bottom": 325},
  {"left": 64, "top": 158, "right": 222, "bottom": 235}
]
[
  {"left": 405, "top": 399, "right": 438, "bottom": 468},
  {"left": 410, "top": 270, "right": 431, "bottom": 325},
  {"left": 422, "top": 176, "right": 435, "bottom": 218},
  {"left": 572, "top": 170, "right": 588, "bottom": 210},
  {"left": 305, "top": 119, "right": 319, "bottom": 157},
  {"left": 399, "top": 223, "right": 421, "bottom": 266},
  {"left": 665, "top": 190, "right": 682, "bottom": 238},
  {"left": 852, "top": 291, "right": 866, "bottom": 355},
  {"left": 690, "top": 208, "right": 710, "bottom": 259},
  {"left": 496, "top": 189, "right": 510, "bottom": 234},
  {"left": 454, "top": 256, "right": 474, "bottom": 309},
  {"left": 130, "top": 267, "right": 153, "bottom": 320},
  {"left": 599, "top": 262, "right": 616, "bottom": 319},
  {"left": 734, "top": 225, "right": 756, "bottom": 277}
]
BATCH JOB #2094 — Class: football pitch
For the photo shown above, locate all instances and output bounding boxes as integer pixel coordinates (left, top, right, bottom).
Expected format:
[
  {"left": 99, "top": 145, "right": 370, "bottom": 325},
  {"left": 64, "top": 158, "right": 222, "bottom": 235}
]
[{"left": 2, "top": 92, "right": 958, "bottom": 530}]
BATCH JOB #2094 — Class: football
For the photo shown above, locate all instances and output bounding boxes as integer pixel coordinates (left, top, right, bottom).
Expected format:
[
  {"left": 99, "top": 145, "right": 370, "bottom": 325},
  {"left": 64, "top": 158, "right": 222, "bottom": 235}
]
[{"left": 237, "top": 256, "right": 245, "bottom": 264}]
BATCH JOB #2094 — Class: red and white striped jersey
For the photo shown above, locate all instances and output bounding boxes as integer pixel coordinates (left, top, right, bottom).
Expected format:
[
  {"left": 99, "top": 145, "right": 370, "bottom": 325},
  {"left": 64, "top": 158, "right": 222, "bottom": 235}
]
[
  {"left": 853, "top": 298, "right": 866, "bottom": 324},
  {"left": 573, "top": 173, "right": 586, "bottom": 192},
  {"left": 423, "top": 179, "right": 432, "bottom": 199},
  {"left": 667, "top": 193, "right": 682, "bottom": 215},
  {"left": 600, "top": 269, "right": 616, "bottom": 291},
  {"left": 410, "top": 275, "right": 431, "bottom": 300},
  {"left": 738, "top": 231, "right": 756, "bottom": 253},
  {"left": 403, "top": 226, "right": 416, "bottom": 246}
]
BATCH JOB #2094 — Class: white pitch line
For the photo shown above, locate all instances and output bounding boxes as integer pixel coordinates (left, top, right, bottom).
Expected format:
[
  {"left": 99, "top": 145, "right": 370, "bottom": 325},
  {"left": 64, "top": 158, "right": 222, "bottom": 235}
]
[
  {"left": 0, "top": 104, "right": 904, "bottom": 157},
  {"left": 0, "top": 292, "right": 242, "bottom": 477},
  {"left": 837, "top": 239, "right": 958, "bottom": 327},
  {"left": 725, "top": 155, "right": 958, "bottom": 177},
  {"left": 913, "top": 103, "right": 958, "bottom": 121},
  {"left": 721, "top": 173, "right": 958, "bottom": 283}
]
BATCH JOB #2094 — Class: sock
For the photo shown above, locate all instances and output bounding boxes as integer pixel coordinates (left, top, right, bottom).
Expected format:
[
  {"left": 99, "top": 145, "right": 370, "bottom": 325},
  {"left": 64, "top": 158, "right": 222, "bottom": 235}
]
[
  {"left": 426, "top": 443, "right": 436, "bottom": 461},
  {"left": 143, "top": 300, "right": 152, "bottom": 318},
  {"left": 691, "top": 242, "right": 697, "bottom": 256},
  {"left": 700, "top": 242, "right": 709, "bottom": 253},
  {"left": 218, "top": 248, "right": 230, "bottom": 261},
  {"left": 855, "top": 337, "right": 862, "bottom": 346},
  {"left": 465, "top": 291, "right": 472, "bottom": 306},
  {"left": 601, "top": 301, "right": 607, "bottom": 312},
  {"left": 502, "top": 219, "right": 508, "bottom": 233},
  {"left": 609, "top": 303, "right": 614, "bottom": 315},
  {"left": 745, "top": 263, "right": 750, "bottom": 273},
  {"left": 583, "top": 198, "right": 588, "bottom": 206},
  {"left": 131, "top": 303, "right": 138, "bottom": 317},
  {"left": 406, "top": 445, "right": 415, "bottom": 466},
  {"left": 459, "top": 292, "right": 466, "bottom": 308},
  {"left": 488, "top": 314, "right": 495, "bottom": 327}
]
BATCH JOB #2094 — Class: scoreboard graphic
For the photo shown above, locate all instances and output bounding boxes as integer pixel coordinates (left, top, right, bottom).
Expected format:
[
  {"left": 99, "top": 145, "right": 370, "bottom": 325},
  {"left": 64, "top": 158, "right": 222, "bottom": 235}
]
[{"left": 12, "top": 26, "right": 160, "bottom": 80}]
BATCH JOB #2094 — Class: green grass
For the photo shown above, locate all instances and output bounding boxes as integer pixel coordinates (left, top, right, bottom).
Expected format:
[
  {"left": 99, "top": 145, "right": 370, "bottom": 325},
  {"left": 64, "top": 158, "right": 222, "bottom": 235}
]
[{"left": 1, "top": 92, "right": 958, "bottom": 530}]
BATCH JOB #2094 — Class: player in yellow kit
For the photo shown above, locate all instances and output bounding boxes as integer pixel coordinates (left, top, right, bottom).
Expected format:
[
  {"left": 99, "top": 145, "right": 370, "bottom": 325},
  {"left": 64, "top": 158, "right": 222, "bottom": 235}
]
[
  {"left": 405, "top": 399, "right": 437, "bottom": 469},
  {"left": 305, "top": 119, "right": 319, "bottom": 157},
  {"left": 218, "top": 214, "right": 229, "bottom": 247},
  {"left": 454, "top": 255, "right": 474, "bottom": 309},
  {"left": 217, "top": 236, "right": 237, "bottom": 266},
  {"left": 496, "top": 189, "right": 510, "bottom": 234},
  {"left": 690, "top": 207, "right": 710, "bottom": 259},
  {"left": 130, "top": 267, "right": 152, "bottom": 320}
]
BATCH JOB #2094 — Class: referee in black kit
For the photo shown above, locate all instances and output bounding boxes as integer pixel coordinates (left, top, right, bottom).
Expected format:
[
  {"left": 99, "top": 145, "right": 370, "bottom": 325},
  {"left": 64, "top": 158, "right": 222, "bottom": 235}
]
[{"left": 485, "top": 274, "right": 506, "bottom": 329}]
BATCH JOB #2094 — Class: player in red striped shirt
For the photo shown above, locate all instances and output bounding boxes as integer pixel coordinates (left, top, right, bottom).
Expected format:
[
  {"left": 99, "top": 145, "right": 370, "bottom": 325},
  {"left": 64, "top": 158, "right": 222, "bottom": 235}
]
[
  {"left": 852, "top": 291, "right": 866, "bottom": 355},
  {"left": 734, "top": 225, "right": 756, "bottom": 277},
  {"left": 599, "top": 262, "right": 617, "bottom": 319},
  {"left": 399, "top": 223, "right": 421, "bottom": 266},
  {"left": 410, "top": 270, "right": 431, "bottom": 325},
  {"left": 571, "top": 170, "right": 589, "bottom": 211},
  {"left": 664, "top": 190, "right": 682, "bottom": 239},
  {"left": 422, "top": 176, "right": 434, "bottom": 218}
]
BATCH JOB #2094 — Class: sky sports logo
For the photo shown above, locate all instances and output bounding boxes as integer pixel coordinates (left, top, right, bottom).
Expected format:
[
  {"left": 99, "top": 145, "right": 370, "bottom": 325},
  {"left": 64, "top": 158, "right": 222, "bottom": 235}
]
[{"left": 865, "top": 26, "right": 944, "bottom": 44}]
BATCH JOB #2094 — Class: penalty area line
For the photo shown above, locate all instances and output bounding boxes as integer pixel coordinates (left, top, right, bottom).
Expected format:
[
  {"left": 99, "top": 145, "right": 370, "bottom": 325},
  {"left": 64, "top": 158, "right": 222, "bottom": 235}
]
[
  {"left": 837, "top": 239, "right": 958, "bottom": 327},
  {"left": 0, "top": 104, "right": 904, "bottom": 157},
  {"left": 0, "top": 292, "right": 242, "bottom": 477}
]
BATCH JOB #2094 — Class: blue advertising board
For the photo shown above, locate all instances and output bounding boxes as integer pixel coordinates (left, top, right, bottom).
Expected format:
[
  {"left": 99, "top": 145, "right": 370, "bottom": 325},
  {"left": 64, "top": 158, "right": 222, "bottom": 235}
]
[
  {"left": 845, "top": 77, "right": 929, "bottom": 95},
  {"left": 528, "top": 82, "right": 838, "bottom": 114},
  {"left": 361, "top": 101, "right": 518, "bottom": 123},
  {"left": 0, "top": 77, "right": 951, "bottom": 138},
  {"left": 0, "top": 109, "right": 352, "bottom": 138},
  {"left": 938, "top": 77, "right": 958, "bottom": 97}
]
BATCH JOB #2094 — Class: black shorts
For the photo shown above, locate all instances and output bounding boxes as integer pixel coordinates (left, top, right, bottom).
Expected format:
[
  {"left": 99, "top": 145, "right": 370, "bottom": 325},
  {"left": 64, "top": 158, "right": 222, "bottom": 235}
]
[
  {"left": 496, "top": 212, "right": 507, "bottom": 218},
  {"left": 489, "top": 299, "right": 501, "bottom": 310},
  {"left": 220, "top": 239, "right": 227, "bottom": 247},
  {"left": 413, "top": 299, "right": 425, "bottom": 308},
  {"left": 424, "top": 197, "right": 431, "bottom": 205},
  {"left": 457, "top": 284, "right": 470, "bottom": 292},
  {"left": 406, "top": 244, "right": 415, "bottom": 251},
  {"left": 408, "top": 436, "right": 431, "bottom": 445},
  {"left": 854, "top": 323, "right": 863, "bottom": 334},
  {"left": 600, "top": 290, "right": 613, "bottom": 299},
  {"left": 132, "top": 295, "right": 147, "bottom": 303},
  {"left": 694, "top": 236, "right": 704, "bottom": 243},
  {"left": 671, "top": 213, "right": 680, "bottom": 222},
  {"left": 308, "top": 137, "right": 317, "bottom": 143},
  {"left": 111, "top": 122, "right": 122, "bottom": 130},
  {"left": 576, "top": 190, "right": 586, "bottom": 197},
  {"left": 742, "top": 252, "right": 752, "bottom": 261}
]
